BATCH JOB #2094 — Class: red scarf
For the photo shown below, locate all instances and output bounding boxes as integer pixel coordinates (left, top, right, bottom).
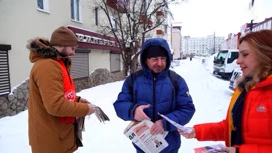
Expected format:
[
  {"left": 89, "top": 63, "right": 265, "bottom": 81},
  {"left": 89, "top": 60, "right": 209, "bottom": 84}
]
[{"left": 56, "top": 59, "right": 76, "bottom": 123}]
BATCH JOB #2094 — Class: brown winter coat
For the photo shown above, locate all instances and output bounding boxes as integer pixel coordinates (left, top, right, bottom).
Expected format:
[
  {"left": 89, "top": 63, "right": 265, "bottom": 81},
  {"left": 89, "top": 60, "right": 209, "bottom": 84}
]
[{"left": 27, "top": 38, "right": 89, "bottom": 153}]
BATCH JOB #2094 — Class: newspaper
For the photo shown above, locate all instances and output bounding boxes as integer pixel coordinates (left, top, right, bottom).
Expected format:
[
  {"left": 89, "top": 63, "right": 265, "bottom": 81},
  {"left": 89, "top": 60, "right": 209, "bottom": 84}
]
[
  {"left": 194, "top": 143, "right": 227, "bottom": 153},
  {"left": 158, "top": 113, "right": 192, "bottom": 133},
  {"left": 123, "top": 120, "right": 169, "bottom": 153}
]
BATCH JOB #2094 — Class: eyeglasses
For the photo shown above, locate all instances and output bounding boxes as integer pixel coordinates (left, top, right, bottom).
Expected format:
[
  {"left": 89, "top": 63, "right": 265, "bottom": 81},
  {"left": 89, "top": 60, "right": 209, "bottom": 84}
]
[{"left": 148, "top": 57, "right": 167, "bottom": 63}]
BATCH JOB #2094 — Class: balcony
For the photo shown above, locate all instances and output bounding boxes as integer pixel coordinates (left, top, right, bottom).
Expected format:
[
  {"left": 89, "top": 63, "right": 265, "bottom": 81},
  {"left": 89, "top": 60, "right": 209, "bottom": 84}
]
[
  {"left": 139, "top": 15, "right": 153, "bottom": 28},
  {"left": 156, "top": 10, "right": 164, "bottom": 17},
  {"left": 106, "top": 0, "right": 129, "bottom": 13},
  {"left": 156, "top": 29, "right": 164, "bottom": 36}
]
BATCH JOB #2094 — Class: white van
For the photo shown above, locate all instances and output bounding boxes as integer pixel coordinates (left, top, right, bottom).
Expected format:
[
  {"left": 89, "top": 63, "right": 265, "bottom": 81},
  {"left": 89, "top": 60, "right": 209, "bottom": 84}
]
[{"left": 213, "top": 49, "right": 239, "bottom": 80}]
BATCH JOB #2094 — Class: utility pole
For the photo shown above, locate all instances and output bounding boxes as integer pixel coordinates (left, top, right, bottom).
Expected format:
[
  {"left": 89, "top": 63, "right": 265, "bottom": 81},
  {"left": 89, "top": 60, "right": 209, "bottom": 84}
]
[{"left": 250, "top": 19, "right": 254, "bottom": 31}]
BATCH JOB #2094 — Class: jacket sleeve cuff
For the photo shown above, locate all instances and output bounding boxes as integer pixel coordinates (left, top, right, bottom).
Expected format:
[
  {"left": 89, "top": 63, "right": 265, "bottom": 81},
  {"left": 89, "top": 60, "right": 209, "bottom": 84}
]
[{"left": 77, "top": 96, "right": 81, "bottom": 102}]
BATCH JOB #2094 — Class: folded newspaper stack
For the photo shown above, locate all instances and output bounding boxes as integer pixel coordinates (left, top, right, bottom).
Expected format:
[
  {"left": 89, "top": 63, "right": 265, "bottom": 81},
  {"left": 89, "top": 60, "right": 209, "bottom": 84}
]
[
  {"left": 123, "top": 120, "right": 169, "bottom": 153},
  {"left": 93, "top": 104, "right": 110, "bottom": 123}
]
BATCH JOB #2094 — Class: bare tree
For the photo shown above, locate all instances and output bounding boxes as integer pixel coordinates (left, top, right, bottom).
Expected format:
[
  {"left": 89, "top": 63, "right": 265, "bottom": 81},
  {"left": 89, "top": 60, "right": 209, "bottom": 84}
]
[{"left": 96, "top": 0, "right": 185, "bottom": 75}]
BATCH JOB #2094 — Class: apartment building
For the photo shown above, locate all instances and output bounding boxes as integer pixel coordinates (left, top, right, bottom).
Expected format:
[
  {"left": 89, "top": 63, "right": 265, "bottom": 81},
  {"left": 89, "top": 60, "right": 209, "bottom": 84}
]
[
  {"left": 244, "top": 17, "right": 272, "bottom": 33},
  {"left": 182, "top": 35, "right": 225, "bottom": 56},
  {"left": 220, "top": 17, "right": 272, "bottom": 50}
]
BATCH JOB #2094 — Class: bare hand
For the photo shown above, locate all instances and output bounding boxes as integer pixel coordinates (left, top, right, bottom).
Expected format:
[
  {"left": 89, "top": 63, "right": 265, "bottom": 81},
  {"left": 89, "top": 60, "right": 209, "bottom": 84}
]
[
  {"left": 80, "top": 98, "right": 90, "bottom": 104},
  {"left": 150, "top": 119, "right": 164, "bottom": 135},
  {"left": 178, "top": 127, "right": 195, "bottom": 139},
  {"left": 87, "top": 104, "right": 95, "bottom": 115},
  {"left": 134, "top": 104, "right": 151, "bottom": 121}
]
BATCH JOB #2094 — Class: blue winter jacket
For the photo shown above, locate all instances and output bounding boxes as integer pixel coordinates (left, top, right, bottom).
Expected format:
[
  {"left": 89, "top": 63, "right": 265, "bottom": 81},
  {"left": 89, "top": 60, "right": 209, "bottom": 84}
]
[{"left": 113, "top": 38, "right": 195, "bottom": 153}]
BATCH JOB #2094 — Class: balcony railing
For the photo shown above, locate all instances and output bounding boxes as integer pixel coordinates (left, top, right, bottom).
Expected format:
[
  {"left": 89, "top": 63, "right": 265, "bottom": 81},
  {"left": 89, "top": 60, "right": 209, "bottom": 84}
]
[
  {"left": 139, "top": 15, "right": 153, "bottom": 28},
  {"left": 106, "top": 0, "right": 129, "bottom": 13},
  {"left": 156, "top": 10, "right": 164, "bottom": 16},
  {"left": 156, "top": 29, "right": 164, "bottom": 36}
]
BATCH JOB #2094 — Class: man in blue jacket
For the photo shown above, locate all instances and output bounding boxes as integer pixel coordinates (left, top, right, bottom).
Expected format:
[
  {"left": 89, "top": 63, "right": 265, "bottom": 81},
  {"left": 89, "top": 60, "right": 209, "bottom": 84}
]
[{"left": 113, "top": 38, "right": 195, "bottom": 153}]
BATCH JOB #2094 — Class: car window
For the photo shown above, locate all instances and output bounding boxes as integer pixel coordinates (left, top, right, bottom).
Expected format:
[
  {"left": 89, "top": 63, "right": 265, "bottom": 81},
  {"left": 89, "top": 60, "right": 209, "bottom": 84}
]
[
  {"left": 227, "top": 52, "right": 238, "bottom": 63},
  {"left": 215, "top": 51, "right": 228, "bottom": 63}
]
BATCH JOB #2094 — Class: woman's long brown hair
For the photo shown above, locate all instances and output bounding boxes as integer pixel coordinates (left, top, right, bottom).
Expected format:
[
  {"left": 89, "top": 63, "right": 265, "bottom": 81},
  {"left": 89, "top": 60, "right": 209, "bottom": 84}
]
[{"left": 236, "top": 30, "right": 272, "bottom": 91}]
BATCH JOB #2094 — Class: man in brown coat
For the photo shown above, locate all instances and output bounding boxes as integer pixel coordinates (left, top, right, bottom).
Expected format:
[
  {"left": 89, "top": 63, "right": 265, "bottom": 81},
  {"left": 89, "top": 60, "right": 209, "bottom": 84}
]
[{"left": 27, "top": 26, "right": 95, "bottom": 153}]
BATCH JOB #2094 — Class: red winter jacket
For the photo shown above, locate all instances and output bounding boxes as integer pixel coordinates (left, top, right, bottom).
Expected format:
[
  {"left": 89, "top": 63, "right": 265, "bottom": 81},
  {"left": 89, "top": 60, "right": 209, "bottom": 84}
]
[{"left": 194, "top": 75, "right": 272, "bottom": 153}]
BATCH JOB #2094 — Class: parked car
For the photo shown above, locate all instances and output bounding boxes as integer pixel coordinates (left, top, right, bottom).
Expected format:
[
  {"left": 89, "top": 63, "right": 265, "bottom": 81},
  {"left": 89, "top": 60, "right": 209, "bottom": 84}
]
[
  {"left": 229, "top": 68, "right": 242, "bottom": 90},
  {"left": 213, "top": 49, "right": 239, "bottom": 80}
]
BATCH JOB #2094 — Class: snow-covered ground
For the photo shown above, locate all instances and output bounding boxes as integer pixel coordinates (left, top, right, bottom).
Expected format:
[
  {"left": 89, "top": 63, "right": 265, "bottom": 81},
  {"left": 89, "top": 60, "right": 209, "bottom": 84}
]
[{"left": 0, "top": 55, "right": 233, "bottom": 153}]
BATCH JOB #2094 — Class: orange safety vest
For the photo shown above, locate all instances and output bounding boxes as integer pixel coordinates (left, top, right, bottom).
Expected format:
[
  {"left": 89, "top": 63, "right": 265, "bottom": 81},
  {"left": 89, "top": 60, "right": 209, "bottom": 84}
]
[{"left": 56, "top": 60, "right": 77, "bottom": 123}]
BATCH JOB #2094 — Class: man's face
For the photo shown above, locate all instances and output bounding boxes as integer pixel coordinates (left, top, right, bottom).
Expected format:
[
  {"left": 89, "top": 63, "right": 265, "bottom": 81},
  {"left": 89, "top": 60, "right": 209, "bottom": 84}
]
[
  {"left": 60, "top": 46, "right": 77, "bottom": 57},
  {"left": 145, "top": 56, "right": 167, "bottom": 73}
]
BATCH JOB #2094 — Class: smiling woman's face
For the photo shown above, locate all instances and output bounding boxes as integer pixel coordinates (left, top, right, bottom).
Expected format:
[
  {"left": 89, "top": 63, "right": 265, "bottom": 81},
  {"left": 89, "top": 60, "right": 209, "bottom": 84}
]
[{"left": 236, "top": 41, "right": 260, "bottom": 77}]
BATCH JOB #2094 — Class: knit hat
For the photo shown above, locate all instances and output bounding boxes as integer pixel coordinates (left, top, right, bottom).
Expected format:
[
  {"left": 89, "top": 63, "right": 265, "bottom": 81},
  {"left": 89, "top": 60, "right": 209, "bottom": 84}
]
[
  {"left": 144, "top": 46, "right": 167, "bottom": 58},
  {"left": 50, "top": 26, "right": 78, "bottom": 46}
]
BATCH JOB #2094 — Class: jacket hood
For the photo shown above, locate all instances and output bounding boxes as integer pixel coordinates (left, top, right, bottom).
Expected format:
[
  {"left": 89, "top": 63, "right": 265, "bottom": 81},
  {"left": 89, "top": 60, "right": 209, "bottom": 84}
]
[
  {"left": 27, "top": 38, "right": 61, "bottom": 63},
  {"left": 140, "top": 38, "right": 171, "bottom": 71}
]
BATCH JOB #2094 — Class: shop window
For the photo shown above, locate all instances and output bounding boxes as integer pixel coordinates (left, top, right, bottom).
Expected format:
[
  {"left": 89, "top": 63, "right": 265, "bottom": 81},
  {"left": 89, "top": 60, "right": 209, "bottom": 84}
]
[
  {"left": 110, "top": 53, "right": 121, "bottom": 72},
  {"left": 70, "top": 52, "right": 89, "bottom": 79},
  {"left": 0, "top": 45, "right": 11, "bottom": 95}
]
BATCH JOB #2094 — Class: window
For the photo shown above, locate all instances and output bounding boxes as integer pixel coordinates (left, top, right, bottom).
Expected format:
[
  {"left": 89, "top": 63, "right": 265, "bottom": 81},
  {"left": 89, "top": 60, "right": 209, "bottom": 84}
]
[
  {"left": 95, "top": 7, "right": 99, "bottom": 26},
  {"left": 110, "top": 53, "right": 121, "bottom": 72},
  {"left": 71, "top": 0, "right": 82, "bottom": 22},
  {"left": 37, "top": 0, "right": 49, "bottom": 12},
  {"left": 70, "top": 51, "right": 89, "bottom": 79},
  {"left": 110, "top": 16, "right": 117, "bottom": 31},
  {"left": 0, "top": 45, "right": 11, "bottom": 95},
  {"left": 227, "top": 52, "right": 239, "bottom": 64}
]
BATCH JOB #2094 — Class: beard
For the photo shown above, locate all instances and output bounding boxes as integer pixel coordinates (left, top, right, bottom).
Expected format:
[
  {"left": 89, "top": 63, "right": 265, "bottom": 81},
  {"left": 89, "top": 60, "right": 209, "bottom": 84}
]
[{"left": 60, "top": 47, "right": 70, "bottom": 57}]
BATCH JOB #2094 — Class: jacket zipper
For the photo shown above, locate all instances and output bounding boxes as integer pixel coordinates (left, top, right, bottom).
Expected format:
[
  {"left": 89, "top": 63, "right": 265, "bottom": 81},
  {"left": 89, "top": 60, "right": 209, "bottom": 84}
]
[{"left": 152, "top": 76, "right": 156, "bottom": 122}]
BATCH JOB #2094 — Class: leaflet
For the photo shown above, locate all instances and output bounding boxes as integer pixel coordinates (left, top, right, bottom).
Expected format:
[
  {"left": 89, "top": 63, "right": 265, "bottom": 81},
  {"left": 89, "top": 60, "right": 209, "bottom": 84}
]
[
  {"left": 158, "top": 113, "right": 192, "bottom": 133},
  {"left": 194, "top": 143, "right": 227, "bottom": 153},
  {"left": 123, "top": 120, "right": 169, "bottom": 153}
]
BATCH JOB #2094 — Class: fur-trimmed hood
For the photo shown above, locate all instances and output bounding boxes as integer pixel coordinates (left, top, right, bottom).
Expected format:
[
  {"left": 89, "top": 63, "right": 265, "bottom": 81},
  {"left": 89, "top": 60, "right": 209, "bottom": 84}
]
[{"left": 27, "top": 38, "right": 62, "bottom": 63}]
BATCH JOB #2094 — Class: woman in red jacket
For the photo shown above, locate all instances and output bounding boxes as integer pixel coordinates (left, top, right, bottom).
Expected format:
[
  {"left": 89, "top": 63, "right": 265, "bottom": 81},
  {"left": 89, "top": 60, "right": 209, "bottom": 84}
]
[{"left": 179, "top": 29, "right": 272, "bottom": 153}]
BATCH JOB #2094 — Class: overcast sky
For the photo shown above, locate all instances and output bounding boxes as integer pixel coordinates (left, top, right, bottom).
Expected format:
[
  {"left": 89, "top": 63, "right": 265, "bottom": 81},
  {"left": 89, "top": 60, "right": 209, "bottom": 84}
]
[{"left": 169, "top": 0, "right": 272, "bottom": 37}]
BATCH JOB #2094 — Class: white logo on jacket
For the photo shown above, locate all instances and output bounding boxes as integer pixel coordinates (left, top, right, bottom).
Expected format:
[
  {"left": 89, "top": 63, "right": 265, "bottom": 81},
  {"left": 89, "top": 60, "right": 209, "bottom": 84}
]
[{"left": 64, "top": 89, "right": 76, "bottom": 102}]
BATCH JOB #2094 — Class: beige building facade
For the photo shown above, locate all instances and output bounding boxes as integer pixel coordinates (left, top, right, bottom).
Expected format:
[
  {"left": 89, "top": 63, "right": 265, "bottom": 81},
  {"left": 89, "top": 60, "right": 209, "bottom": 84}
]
[{"left": 0, "top": 0, "right": 123, "bottom": 95}]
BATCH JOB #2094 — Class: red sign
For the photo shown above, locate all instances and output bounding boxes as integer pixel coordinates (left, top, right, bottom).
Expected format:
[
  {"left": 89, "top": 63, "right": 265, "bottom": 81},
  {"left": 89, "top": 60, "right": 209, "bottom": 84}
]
[{"left": 68, "top": 26, "right": 121, "bottom": 52}]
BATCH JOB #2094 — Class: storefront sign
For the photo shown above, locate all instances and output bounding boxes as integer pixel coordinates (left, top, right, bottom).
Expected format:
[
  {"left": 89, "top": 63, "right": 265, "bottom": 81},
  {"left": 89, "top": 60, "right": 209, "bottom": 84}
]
[
  {"left": 68, "top": 26, "right": 121, "bottom": 51},
  {"left": 76, "top": 33, "right": 117, "bottom": 47}
]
